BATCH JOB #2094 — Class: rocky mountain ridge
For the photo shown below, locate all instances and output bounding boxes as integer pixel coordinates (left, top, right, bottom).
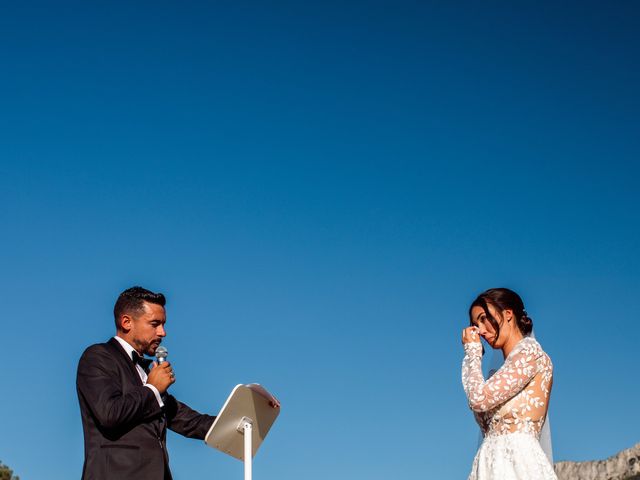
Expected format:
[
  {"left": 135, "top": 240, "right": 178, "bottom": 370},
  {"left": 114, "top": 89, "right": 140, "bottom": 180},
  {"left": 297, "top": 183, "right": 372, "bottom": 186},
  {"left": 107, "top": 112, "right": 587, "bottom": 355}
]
[{"left": 555, "top": 443, "right": 640, "bottom": 480}]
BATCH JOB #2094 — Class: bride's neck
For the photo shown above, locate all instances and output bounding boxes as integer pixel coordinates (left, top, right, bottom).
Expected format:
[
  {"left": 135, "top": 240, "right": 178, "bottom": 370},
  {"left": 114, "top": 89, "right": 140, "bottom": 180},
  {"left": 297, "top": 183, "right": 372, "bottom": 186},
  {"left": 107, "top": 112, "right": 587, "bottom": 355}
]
[{"left": 502, "top": 329, "right": 524, "bottom": 359}]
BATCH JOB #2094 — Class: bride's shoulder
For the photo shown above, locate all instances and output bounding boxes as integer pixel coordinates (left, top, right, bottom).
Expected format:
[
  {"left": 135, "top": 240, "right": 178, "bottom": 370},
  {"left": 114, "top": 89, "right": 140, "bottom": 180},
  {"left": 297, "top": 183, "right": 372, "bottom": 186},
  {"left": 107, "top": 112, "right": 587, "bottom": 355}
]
[
  {"left": 510, "top": 337, "right": 554, "bottom": 374},
  {"left": 514, "top": 336, "right": 544, "bottom": 357}
]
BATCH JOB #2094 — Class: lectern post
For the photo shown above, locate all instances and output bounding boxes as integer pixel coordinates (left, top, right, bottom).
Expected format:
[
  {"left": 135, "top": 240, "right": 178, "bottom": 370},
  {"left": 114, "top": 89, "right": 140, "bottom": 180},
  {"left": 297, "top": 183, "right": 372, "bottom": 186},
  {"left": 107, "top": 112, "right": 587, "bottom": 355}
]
[{"left": 237, "top": 417, "right": 254, "bottom": 480}]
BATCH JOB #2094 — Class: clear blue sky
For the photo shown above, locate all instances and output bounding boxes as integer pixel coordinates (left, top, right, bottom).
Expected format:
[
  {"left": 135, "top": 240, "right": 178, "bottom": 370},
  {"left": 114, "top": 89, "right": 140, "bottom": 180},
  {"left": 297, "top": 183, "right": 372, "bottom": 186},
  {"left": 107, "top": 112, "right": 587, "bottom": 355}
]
[{"left": 1, "top": 1, "right": 638, "bottom": 478}]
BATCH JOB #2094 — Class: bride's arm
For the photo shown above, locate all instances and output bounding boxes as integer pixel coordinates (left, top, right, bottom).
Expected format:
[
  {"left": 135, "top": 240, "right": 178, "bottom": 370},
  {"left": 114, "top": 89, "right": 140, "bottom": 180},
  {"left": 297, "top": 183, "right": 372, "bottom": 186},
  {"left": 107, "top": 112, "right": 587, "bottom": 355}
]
[{"left": 462, "top": 338, "right": 540, "bottom": 412}]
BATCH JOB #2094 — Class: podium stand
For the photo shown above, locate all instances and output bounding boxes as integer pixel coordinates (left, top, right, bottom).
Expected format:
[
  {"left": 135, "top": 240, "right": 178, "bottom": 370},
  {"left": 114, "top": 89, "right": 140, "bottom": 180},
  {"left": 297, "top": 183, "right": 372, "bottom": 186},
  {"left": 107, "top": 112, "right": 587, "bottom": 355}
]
[{"left": 204, "top": 384, "right": 280, "bottom": 480}]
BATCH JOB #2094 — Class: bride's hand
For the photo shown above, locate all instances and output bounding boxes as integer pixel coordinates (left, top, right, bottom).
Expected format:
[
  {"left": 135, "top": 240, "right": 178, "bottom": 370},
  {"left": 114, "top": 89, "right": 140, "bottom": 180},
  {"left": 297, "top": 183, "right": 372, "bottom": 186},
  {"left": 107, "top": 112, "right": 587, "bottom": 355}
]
[{"left": 461, "top": 326, "right": 481, "bottom": 344}]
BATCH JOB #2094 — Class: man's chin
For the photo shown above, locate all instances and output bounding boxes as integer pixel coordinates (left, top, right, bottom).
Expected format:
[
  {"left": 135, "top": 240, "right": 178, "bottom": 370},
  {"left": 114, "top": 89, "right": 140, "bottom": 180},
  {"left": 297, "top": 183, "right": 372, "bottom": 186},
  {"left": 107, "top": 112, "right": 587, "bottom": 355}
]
[{"left": 146, "top": 343, "right": 161, "bottom": 356}]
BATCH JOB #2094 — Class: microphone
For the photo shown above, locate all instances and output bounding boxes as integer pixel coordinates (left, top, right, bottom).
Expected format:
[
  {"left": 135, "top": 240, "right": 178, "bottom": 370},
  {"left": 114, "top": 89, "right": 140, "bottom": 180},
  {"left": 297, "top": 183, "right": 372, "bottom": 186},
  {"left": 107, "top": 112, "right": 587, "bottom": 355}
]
[{"left": 155, "top": 345, "right": 168, "bottom": 364}]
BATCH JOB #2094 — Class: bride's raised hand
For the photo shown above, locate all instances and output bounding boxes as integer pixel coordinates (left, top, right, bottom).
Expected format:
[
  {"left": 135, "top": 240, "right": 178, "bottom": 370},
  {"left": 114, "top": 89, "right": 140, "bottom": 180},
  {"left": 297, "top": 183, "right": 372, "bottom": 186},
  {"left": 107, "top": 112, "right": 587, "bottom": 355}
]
[{"left": 461, "top": 326, "right": 481, "bottom": 345}]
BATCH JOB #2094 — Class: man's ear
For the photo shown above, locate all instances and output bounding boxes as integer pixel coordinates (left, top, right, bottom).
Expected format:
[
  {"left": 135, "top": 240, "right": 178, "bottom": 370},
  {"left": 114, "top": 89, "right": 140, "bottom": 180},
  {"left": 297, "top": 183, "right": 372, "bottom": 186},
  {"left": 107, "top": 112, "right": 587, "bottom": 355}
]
[{"left": 120, "top": 314, "right": 133, "bottom": 333}]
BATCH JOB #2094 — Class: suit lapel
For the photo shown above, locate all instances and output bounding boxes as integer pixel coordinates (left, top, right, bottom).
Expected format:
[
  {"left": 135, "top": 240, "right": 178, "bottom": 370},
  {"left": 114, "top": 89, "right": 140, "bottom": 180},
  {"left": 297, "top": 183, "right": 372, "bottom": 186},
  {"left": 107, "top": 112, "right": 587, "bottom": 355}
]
[
  {"left": 107, "top": 337, "right": 144, "bottom": 386},
  {"left": 106, "top": 338, "right": 166, "bottom": 438}
]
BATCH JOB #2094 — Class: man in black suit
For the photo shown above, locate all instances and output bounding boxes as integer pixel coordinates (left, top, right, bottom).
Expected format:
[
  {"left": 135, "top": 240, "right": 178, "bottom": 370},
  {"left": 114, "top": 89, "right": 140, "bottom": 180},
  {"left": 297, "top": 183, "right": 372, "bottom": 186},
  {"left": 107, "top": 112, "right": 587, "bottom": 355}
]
[{"left": 77, "top": 286, "right": 216, "bottom": 480}]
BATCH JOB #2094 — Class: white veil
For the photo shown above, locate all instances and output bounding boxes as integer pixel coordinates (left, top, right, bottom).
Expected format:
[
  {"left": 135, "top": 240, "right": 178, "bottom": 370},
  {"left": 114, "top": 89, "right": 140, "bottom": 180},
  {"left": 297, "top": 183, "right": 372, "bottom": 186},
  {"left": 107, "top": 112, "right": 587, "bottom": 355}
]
[
  {"left": 530, "top": 330, "right": 554, "bottom": 463},
  {"left": 479, "top": 330, "right": 554, "bottom": 463}
]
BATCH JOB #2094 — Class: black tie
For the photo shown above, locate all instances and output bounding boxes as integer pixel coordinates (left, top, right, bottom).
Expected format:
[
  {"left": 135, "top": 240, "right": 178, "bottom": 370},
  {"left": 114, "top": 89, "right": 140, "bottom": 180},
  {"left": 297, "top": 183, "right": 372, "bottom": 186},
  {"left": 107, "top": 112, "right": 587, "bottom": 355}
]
[{"left": 131, "top": 351, "right": 152, "bottom": 374}]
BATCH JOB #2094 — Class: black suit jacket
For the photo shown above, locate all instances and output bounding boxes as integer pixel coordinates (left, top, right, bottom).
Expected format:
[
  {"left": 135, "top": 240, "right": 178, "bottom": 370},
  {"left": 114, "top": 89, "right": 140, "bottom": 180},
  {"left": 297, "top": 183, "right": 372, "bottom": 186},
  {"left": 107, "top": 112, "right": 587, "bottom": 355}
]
[{"left": 76, "top": 338, "right": 215, "bottom": 480}]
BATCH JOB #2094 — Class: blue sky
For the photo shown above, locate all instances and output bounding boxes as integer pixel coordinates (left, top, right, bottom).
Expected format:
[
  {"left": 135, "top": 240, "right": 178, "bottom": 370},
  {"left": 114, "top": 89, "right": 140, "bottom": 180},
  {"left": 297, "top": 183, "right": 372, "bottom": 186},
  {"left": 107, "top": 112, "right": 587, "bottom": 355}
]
[{"left": 1, "top": 1, "right": 638, "bottom": 478}]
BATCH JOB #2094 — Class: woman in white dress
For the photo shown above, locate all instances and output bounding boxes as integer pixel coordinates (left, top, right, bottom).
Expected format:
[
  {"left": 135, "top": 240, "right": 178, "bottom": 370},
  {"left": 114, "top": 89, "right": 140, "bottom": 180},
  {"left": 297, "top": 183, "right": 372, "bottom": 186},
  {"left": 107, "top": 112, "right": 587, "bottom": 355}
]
[{"left": 461, "top": 288, "right": 557, "bottom": 480}]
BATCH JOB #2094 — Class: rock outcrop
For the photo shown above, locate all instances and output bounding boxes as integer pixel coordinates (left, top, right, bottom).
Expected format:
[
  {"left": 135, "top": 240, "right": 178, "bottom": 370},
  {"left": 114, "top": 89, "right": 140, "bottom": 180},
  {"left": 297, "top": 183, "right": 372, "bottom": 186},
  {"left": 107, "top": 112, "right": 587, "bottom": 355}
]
[{"left": 555, "top": 443, "right": 640, "bottom": 480}]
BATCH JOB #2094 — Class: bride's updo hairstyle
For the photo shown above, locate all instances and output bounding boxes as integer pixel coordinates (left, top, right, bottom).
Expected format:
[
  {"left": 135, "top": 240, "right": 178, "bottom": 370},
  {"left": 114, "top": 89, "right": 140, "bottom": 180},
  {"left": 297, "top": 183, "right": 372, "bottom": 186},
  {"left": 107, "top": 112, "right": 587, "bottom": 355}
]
[{"left": 469, "top": 288, "right": 533, "bottom": 339}]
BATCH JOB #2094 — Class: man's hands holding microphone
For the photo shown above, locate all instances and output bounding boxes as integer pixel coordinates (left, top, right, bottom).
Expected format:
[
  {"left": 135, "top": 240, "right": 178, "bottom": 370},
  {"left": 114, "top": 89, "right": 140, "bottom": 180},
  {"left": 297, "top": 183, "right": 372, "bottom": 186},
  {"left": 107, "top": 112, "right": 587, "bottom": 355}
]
[{"left": 147, "top": 361, "right": 175, "bottom": 394}]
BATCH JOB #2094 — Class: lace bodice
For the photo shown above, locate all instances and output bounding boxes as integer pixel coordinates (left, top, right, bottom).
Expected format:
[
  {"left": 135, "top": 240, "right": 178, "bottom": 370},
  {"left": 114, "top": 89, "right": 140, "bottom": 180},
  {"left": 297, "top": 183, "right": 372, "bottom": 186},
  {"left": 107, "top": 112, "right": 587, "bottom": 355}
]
[{"left": 462, "top": 336, "right": 553, "bottom": 437}]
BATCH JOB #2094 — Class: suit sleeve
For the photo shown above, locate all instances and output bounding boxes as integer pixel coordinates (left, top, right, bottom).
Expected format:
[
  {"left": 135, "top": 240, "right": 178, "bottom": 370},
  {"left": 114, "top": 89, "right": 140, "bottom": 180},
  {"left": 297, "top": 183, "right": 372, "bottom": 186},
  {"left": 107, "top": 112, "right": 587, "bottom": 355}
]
[
  {"left": 165, "top": 395, "right": 216, "bottom": 440},
  {"left": 77, "top": 346, "right": 163, "bottom": 430}
]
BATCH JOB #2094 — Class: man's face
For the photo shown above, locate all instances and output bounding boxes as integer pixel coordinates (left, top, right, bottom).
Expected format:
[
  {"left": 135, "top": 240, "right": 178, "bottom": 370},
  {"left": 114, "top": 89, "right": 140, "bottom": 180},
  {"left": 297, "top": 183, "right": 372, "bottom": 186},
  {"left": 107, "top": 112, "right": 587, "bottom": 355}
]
[{"left": 128, "top": 301, "right": 167, "bottom": 356}]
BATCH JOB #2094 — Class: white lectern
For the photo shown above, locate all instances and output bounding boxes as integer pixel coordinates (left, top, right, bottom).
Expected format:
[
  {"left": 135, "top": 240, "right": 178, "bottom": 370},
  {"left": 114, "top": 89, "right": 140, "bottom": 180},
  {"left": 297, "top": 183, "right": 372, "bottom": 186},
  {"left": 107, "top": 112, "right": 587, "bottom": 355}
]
[{"left": 204, "top": 384, "right": 280, "bottom": 480}]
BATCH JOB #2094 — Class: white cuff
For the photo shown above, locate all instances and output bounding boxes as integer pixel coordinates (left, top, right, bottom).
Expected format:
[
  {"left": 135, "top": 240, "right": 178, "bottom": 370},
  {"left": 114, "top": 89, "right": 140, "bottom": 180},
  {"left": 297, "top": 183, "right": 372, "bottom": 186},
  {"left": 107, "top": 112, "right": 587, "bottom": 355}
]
[{"left": 144, "top": 384, "right": 164, "bottom": 408}]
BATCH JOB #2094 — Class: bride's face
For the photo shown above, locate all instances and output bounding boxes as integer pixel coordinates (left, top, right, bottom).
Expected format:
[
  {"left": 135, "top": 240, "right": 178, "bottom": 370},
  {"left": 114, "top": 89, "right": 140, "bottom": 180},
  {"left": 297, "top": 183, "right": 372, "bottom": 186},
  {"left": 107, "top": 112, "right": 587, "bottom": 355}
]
[{"left": 470, "top": 304, "right": 507, "bottom": 348}]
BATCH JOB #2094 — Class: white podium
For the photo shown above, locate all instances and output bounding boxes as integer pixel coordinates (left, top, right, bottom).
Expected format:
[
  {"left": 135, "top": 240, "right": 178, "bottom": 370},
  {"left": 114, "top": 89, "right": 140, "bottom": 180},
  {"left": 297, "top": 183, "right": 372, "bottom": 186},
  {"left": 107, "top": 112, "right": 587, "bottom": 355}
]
[{"left": 204, "top": 384, "right": 280, "bottom": 480}]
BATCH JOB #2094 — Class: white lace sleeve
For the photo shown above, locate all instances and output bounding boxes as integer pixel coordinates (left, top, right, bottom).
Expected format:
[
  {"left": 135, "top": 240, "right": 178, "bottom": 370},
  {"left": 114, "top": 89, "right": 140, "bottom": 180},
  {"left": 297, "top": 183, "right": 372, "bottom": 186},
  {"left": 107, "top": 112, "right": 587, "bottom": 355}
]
[{"left": 462, "top": 339, "right": 541, "bottom": 412}]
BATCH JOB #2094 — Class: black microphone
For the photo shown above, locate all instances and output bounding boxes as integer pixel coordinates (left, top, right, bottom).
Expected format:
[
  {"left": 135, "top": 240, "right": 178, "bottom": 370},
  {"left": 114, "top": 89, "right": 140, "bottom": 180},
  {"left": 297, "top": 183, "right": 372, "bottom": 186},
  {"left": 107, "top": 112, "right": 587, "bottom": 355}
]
[{"left": 155, "top": 345, "right": 168, "bottom": 364}]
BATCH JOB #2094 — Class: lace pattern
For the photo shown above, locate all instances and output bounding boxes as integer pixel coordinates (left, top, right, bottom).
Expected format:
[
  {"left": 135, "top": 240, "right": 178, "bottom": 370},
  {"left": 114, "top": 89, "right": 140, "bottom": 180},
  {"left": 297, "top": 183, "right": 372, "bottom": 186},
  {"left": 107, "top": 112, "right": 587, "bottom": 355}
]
[
  {"left": 462, "top": 336, "right": 553, "bottom": 437},
  {"left": 468, "top": 432, "right": 558, "bottom": 480}
]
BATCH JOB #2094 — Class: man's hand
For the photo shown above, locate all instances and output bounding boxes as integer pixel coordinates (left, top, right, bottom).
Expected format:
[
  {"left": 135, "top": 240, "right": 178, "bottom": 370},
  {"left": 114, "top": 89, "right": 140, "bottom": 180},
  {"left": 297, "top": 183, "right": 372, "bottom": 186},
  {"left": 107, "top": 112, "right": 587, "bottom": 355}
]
[
  {"left": 246, "top": 383, "right": 281, "bottom": 409},
  {"left": 147, "top": 361, "right": 175, "bottom": 394},
  {"left": 461, "top": 326, "right": 481, "bottom": 345}
]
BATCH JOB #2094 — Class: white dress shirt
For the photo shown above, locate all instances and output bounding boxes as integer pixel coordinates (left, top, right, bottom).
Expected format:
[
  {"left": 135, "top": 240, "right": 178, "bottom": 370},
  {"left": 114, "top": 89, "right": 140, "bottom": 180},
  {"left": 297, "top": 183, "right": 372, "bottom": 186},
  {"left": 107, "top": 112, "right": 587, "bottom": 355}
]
[{"left": 113, "top": 336, "right": 164, "bottom": 408}]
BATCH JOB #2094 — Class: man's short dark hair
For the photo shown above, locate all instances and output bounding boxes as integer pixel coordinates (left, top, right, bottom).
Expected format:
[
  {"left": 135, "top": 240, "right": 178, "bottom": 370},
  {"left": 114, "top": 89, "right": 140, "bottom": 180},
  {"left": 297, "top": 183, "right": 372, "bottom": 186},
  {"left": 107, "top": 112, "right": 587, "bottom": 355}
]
[{"left": 114, "top": 286, "right": 166, "bottom": 329}]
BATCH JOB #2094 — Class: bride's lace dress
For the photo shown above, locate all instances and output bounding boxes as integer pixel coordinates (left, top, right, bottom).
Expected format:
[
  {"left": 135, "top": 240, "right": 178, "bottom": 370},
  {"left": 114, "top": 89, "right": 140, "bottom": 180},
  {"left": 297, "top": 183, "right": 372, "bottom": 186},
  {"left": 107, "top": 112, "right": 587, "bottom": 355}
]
[{"left": 462, "top": 336, "right": 557, "bottom": 479}]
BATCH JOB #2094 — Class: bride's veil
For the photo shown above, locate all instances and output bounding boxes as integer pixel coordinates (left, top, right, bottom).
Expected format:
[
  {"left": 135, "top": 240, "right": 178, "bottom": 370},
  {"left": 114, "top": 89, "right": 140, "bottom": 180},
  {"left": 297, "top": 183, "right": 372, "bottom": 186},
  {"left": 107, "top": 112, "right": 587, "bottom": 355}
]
[
  {"left": 530, "top": 330, "right": 554, "bottom": 463},
  {"left": 478, "top": 330, "right": 554, "bottom": 463}
]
